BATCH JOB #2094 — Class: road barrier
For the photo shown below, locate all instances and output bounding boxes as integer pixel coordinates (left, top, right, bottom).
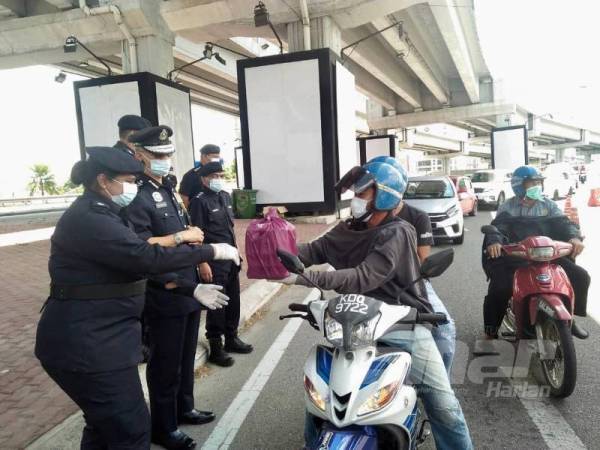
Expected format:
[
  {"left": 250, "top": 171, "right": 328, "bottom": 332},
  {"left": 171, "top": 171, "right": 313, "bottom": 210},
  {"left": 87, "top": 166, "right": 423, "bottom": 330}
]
[{"left": 587, "top": 188, "right": 600, "bottom": 207}]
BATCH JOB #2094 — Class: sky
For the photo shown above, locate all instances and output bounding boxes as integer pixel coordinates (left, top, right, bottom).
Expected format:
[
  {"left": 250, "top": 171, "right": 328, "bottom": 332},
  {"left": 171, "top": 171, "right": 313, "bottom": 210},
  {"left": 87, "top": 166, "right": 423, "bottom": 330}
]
[
  {"left": 475, "top": 0, "right": 600, "bottom": 129},
  {"left": 1, "top": 0, "right": 600, "bottom": 197}
]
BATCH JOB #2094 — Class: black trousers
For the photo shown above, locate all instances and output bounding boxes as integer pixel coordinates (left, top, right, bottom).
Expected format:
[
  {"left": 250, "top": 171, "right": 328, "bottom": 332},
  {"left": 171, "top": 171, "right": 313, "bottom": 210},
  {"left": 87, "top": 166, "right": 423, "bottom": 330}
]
[
  {"left": 146, "top": 309, "right": 201, "bottom": 433},
  {"left": 484, "top": 257, "right": 590, "bottom": 335},
  {"left": 206, "top": 268, "right": 241, "bottom": 340},
  {"left": 43, "top": 365, "right": 150, "bottom": 450}
]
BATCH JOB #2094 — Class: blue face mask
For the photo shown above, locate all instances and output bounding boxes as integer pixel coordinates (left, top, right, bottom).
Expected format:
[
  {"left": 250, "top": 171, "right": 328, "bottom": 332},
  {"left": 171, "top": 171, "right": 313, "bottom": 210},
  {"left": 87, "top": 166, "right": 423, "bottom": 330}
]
[
  {"left": 525, "top": 185, "right": 543, "bottom": 201},
  {"left": 109, "top": 179, "right": 138, "bottom": 207},
  {"left": 209, "top": 178, "right": 224, "bottom": 193},
  {"left": 149, "top": 158, "right": 171, "bottom": 177}
]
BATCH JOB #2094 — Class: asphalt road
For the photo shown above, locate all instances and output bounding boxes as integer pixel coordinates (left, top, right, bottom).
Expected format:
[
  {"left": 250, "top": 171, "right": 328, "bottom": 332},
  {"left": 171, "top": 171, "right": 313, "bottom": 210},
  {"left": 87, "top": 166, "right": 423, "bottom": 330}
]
[{"left": 175, "top": 208, "right": 600, "bottom": 450}]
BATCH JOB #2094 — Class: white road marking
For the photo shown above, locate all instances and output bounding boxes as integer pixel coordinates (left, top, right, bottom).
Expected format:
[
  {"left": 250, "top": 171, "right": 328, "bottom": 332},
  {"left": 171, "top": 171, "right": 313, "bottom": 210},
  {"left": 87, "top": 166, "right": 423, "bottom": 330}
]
[
  {"left": 517, "top": 395, "right": 586, "bottom": 450},
  {"left": 0, "top": 227, "right": 54, "bottom": 247},
  {"left": 201, "top": 287, "right": 322, "bottom": 450}
]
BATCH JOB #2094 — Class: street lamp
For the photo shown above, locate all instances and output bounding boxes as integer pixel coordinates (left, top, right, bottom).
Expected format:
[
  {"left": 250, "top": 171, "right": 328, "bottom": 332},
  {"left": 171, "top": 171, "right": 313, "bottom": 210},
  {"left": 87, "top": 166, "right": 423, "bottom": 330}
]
[
  {"left": 253, "top": 2, "right": 283, "bottom": 54},
  {"left": 63, "top": 35, "right": 112, "bottom": 76},
  {"left": 166, "top": 44, "right": 227, "bottom": 82}
]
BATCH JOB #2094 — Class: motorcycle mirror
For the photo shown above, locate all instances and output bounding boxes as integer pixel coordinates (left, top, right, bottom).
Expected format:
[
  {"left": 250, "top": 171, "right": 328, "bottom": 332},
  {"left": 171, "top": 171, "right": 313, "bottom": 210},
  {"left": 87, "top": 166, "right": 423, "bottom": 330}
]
[
  {"left": 276, "top": 249, "right": 305, "bottom": 274},
  {"left": 420, "top": 248, "right": 454, "bottom": 279},
  {"left": 481, "top": 225, "right": 500, "bottom": 235}
]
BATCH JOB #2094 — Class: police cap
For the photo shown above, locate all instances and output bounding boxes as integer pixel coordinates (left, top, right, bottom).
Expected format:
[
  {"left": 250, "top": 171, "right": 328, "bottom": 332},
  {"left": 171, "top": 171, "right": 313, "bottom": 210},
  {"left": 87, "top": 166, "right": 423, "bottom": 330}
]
[
  {"left": 198, "top": 161, "right": 224, "bottom": 177},
  {"left": 87, "top": 146, "right": 144, "bottom": 175},
  {"left": 129, "top": 125, "right": 175, "bottom": 155},
  {"left": 200, "top": 144, "right": 221, "bottom": 155},
  {"left": 117, "top": 115, "right": 151, "bottom": 132}
]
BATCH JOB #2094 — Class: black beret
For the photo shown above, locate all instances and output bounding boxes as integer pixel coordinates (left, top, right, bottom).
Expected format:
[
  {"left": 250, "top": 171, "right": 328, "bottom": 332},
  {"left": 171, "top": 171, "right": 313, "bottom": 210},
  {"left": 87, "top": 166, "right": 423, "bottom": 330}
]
[
  {"left": 129, "top": 125, "right": 174, "bottom": 154},
  {"left": 200, "top": 144, "right": 221, "bottom": 155},
  {"left": 86, "top": 146, "right": 144, "bottom": 175},
  {"left": 198, "top": 161, "right": 224, "bottom": 176},
  {"left": 117, "top": 115, "right": 151, "bottom": 131}
]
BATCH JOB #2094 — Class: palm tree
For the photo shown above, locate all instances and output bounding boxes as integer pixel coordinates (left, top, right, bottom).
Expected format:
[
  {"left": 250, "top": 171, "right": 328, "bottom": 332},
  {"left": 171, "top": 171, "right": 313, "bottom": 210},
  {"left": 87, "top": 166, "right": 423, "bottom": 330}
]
[{"left": 28, "top": 164, "right": 59, "bottom": 196}]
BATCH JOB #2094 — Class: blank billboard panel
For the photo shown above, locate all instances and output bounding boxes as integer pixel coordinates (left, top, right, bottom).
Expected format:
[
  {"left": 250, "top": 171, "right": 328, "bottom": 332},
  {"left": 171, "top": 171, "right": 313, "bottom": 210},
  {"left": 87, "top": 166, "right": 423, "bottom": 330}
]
[
  {"left": 156, "top": 83, "right": 194, "bottom": 180},
  {"left": 335, "top": 62, "right": 358, "bottom": 200},
  {"left": 244, "top": 59, "right": 324, "bottom": 204},
  {"left": 78, "top": 81, "right": 140, "bottom": 147},
  {"left": 491, "top": 125, "right": 528, "bottom": 170}
]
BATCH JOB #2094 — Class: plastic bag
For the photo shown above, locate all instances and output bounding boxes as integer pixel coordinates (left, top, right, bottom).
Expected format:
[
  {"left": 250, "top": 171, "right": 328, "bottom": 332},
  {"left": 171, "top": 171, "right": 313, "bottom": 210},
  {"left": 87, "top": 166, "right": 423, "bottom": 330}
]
[{"left": 246, "top": 208, "right": 298, "bottom": 279}]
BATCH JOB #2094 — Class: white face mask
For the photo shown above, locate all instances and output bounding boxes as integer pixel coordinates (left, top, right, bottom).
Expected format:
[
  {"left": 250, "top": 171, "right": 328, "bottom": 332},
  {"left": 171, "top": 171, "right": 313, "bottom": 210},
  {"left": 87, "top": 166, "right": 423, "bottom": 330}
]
[
  {"left": 108, "top": 179, "right": 138, "bottom": 207},
  {"left": 350, "top": 197, "right": 371, "bottom": 220},
  {"left": 149, "top": 158, "right": 171, "bottom": 177}
]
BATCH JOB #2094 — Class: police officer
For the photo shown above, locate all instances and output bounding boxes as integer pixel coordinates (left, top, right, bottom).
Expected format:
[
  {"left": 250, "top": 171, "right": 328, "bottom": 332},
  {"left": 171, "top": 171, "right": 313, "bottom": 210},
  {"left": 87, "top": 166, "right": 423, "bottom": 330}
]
[
  {"left": 126, "top": 126, "right": 223, "bottom": 450},
  {"left": 114, "top": 114, "right": 152, "bottom": 155},
  {"left": 35, "top": 147, "right": 238, "bottom": 450},
  {"left": 189, "top": 161, "right": 253, "bottom": 367},
  {"left": 179, "top": 144, "right": 221, "bottom": 208}
]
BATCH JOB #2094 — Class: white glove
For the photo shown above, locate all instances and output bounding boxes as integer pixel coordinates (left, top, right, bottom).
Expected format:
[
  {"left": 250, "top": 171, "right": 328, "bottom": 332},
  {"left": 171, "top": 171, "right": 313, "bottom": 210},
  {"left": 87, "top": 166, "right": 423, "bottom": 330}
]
[
  {"left": 210, "top": 243, "right": 241, "bottom": 266},
  {"left": 269, "top": 274, "right": 298, "bottom": 285},
  {"left": 193, "top": 284, "right": 229, "bottom": 310}
]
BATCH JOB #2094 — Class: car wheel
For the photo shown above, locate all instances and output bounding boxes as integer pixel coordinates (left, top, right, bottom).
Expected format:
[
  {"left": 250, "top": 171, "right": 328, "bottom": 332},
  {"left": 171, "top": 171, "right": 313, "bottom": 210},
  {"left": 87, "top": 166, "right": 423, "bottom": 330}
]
[
  {"left": 495, "top": 192, "right": 505, "bottom": 211},
  {"left": 453, "top": 229, "right": 465, "bottom": 245},
  {"left": 553, "top": 189, "right": 560, "bottom": 201},
  {"left": 469, "top": 200, "right": 478, "bottom": 217}
]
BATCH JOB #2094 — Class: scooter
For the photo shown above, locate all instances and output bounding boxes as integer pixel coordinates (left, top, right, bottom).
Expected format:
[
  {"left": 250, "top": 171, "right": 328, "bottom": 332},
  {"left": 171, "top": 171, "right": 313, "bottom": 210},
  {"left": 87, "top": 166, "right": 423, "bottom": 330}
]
[
  {"left": 276, "top": 248, "right": 453, "bottom": 450},
  {"left": 481, "top": 225, "right": 577, "bottom": 397}
]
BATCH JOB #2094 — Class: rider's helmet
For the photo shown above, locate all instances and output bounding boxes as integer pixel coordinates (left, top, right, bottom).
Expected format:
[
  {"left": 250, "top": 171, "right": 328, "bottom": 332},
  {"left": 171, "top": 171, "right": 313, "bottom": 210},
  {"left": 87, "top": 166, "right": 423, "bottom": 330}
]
[
  {"left": 511, "top": 165, "right": 545, "bottom": 198},
  {"left": 343, "top": 162, "right": 407, "bottom": 211},
  {"left": 367, "top": 156, "right": 409, "bottom": 186}
]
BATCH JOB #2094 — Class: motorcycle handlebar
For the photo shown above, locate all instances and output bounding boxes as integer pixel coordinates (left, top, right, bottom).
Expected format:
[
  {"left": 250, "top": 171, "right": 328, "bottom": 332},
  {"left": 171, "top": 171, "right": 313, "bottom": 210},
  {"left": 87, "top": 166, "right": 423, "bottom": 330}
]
[
  {"left": 417, "top": 312, "right": 447, "bottom": 325},
  {"left": 289, "top": 303, "right": 309, "bottom": 313}
]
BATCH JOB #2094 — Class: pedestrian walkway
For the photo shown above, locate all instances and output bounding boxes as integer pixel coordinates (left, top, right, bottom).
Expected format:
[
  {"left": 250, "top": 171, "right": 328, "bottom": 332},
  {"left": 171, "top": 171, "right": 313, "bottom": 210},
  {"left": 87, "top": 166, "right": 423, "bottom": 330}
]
[{"left": 0, "top": 217, "right": 332, "bottom": 450}]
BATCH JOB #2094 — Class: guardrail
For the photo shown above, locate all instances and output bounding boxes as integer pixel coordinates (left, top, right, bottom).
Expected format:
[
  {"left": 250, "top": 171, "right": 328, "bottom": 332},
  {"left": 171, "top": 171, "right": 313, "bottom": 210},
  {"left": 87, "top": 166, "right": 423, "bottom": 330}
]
[{"left": 0, "top": 194, "right": 78, "bottom": 207}]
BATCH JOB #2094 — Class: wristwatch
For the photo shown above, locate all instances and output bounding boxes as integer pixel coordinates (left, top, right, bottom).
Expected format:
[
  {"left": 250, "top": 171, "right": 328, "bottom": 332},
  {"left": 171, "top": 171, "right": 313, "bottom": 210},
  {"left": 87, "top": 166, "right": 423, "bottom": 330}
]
[{"left": 174, "top": 232, "right": 184, "bottom": 245}]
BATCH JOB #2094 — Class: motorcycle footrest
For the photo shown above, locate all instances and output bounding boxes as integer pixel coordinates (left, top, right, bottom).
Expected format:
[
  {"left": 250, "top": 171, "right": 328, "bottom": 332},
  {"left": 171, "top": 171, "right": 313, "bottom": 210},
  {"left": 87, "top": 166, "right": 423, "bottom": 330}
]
[
  {"left": 501, "top": 331, "right": 516, "bottom": 337},
  {"left": 416, "top": 419, "right": 431, "bottom": 445}
]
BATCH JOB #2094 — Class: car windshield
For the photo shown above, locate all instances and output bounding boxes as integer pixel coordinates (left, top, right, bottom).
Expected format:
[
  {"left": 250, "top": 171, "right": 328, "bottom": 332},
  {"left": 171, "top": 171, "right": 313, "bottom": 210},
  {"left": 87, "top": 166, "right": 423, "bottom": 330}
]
[
  {"left": 404, "top": 179, "right": 455, "bottom": 199},
  {"left": 471, "top": 172, "right": 493, "bottom": 182}
]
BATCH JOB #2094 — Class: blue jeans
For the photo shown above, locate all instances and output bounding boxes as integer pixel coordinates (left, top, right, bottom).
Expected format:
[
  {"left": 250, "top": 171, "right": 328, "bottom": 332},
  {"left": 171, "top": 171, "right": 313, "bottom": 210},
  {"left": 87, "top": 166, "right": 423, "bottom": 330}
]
[
  {"left": 425, "top": 280, "right": 456, "bottom": 375},
  {"left": 305, "top": 326, "right": 472, "bottom": 450}
]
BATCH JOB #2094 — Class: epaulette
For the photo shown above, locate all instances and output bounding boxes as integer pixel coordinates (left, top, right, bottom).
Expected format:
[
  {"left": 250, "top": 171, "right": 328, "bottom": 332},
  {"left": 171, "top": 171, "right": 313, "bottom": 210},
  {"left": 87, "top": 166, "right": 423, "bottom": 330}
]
[{"left": 90, "top": 200, "right": 111, "bottom": 213}]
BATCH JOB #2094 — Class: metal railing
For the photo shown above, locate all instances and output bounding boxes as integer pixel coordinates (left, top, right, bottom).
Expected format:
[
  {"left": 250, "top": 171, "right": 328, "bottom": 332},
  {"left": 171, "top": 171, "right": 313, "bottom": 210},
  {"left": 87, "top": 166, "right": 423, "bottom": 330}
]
[{"left": 0, "top": 194, "right": 78, "bottom": 207}]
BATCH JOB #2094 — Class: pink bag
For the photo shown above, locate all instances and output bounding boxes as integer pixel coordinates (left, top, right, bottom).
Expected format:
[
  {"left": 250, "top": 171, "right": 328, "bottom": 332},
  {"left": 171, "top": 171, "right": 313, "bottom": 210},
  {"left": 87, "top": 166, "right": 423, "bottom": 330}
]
[{"left": 245, "top": 208, "right": 298, "bottom": 280}]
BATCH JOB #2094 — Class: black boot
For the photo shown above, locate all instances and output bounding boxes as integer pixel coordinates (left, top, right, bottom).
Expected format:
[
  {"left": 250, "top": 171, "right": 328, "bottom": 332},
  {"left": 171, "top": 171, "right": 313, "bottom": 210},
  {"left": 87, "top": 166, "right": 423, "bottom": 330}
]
[
  {"left": 224, "top": 335, "right": 254, "bottom": 354},
  {"left": 208, "top": 338, "right": 234, "bottom": 367},
  {"left": 571, "top": 320, "right": 589, "bottom": 339}
]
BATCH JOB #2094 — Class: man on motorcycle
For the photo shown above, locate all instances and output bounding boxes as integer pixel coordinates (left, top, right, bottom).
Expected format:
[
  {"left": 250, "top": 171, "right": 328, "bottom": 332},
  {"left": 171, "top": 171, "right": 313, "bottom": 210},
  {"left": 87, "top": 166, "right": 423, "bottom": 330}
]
[
  {"left": 482, "top": 165, "right": 590, "bottom": 340},
  {"left": 281, "top": 161, "right": 473, "bottom": 450}
]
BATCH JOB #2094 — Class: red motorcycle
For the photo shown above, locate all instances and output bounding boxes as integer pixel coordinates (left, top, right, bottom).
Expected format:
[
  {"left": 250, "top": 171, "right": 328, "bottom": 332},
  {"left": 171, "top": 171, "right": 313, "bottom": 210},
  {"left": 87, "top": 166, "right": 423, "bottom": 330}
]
[{"left": 482, "top": 225, "right": 577, "bottom": 397}]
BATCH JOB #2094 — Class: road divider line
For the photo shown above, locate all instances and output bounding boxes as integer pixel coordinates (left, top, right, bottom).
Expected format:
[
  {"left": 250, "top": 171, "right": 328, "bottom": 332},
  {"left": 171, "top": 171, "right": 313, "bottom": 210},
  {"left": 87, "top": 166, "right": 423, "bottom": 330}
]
[
  {"left": 0, "top": 226, "right": 54, "bottom": 247},
  {"left": 201, "top": 286, "right": 322, "bottom": 450}
]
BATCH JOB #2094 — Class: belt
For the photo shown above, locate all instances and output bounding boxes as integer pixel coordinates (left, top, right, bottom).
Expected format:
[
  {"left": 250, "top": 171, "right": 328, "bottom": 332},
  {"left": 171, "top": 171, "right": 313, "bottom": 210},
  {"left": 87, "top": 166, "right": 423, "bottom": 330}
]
[{"left": 50, "top": 280, "right": 147, "bottom": 300}]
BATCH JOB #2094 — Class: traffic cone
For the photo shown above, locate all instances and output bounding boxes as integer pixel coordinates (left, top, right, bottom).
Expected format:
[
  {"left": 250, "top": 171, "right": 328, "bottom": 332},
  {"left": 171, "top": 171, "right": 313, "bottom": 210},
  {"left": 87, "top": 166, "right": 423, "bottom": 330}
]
[
  {"left": 588, "top": 188, "right": 600, "bottom": 207},
  {"left": 564, "top": 195, "right": 573, "bottom": 217}
]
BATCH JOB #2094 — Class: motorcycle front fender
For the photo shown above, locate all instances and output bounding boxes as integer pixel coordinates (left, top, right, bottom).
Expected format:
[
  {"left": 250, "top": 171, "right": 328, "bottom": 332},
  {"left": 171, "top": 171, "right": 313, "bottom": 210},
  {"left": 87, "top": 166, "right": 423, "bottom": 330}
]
[{"left": 529, "top": 294, "right": 572, "bottom": 325}]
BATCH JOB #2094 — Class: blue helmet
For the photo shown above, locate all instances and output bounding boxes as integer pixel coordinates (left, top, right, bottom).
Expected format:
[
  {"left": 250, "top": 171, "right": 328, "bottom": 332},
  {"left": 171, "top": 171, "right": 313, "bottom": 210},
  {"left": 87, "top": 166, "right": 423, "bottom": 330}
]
[
  {"left": 511, "top": 165, "right": 545, "bottom": 198},
  {"left": 355, "top": 162, "right": 406, "bottom": 211},
  {"left": 367, "top": 156, "right": 409, "bottom": 186}
]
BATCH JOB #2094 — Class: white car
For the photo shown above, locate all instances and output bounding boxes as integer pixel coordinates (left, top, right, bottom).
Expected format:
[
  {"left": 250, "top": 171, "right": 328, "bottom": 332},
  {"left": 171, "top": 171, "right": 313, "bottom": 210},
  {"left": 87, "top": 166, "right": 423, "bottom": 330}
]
[
  {"left": 470, "top": 169, "right": 513, "bottom": 210},
  {"left": 403, "top": 176, "right": 464, "bottom": 245},
  {"left": 541, "top": 164, "right": 576, "bottom": 200}
]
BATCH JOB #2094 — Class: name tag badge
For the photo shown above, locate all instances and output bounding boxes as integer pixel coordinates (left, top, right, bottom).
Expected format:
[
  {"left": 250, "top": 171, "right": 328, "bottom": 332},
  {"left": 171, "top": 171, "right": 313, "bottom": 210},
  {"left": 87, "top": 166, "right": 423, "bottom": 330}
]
[{"left": 155, "top": 202, "right": 168, "bottom": 209}]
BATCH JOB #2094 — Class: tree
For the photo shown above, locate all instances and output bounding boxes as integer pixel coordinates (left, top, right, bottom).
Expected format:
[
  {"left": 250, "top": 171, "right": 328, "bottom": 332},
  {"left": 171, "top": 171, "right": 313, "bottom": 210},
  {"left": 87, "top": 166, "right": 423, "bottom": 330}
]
[
  {"left": 224, "top": 160, "right": 237, "bottom": 182},
  {"left": 28, "top": 164, "right": 59, "bottom": 196}
]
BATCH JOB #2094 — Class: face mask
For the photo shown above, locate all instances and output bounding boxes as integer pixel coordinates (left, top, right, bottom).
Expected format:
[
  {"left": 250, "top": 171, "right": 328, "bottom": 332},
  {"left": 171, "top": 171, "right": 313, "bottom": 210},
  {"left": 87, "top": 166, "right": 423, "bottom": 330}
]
[
  {"left": 149, "top": 158, "right": 171, "bottom": 177},
  {"left": 525, "top": 185, "right": 543, "bottom": 201},
  {"left": 108, "top": 179, "right": 138, "bottom": 207},
  {"left": 351, "top": 197, "right": 371, "bottom": 220},
  {"left": 209, "top": 178, "right": 224, "bottom": 193}
]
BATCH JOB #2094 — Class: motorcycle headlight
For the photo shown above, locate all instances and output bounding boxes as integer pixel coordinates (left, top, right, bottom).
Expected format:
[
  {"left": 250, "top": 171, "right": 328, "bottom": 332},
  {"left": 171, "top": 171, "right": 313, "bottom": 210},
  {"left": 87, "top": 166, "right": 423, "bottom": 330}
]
[
  {"left": 528, "top": 246, "right": 555, "bottom": 261},
  {"left": 304, "top": 375, "right": 327, "bottom": 411},
  {"left": 324, "top": 314, "right": 343, "bottom": 347},
  {"left": 357, "top": 381, "right": 401, "bottom": 416},
  {"left": 350, "top": 315, "right": 380, "bottom": 348}
]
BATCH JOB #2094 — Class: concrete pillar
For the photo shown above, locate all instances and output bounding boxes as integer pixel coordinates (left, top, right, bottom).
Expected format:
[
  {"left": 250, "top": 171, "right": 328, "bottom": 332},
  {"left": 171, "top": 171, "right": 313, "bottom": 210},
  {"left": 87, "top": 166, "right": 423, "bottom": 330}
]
[
  {"left": 287, "top": 16, "right": 342, "bottom": 55},
  {"left": 131, "top": 35, "right": 174, "bottom": 75}
]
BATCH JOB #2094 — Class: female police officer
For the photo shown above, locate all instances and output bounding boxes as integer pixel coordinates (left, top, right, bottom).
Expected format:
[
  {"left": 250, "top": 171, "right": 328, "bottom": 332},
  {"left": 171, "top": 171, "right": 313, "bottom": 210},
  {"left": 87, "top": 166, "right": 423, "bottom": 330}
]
[{"left": 35, "top": 147, "right": 239, "bottom": 450}]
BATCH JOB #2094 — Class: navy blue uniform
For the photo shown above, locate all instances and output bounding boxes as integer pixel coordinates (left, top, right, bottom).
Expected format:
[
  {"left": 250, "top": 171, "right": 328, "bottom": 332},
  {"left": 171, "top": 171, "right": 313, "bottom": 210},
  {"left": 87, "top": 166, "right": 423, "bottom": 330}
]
[
  {"left": 126, "top": 175, "right": 203, "bottom": 434},
  {"left": 189, "top": 186, "right": 241, "bottom": 339},
  {"left": 35, "top": 190, "right": 215, "bottom": 450},
  {"left": 179, "top": 167, "right": 203, "bottom": 201}
]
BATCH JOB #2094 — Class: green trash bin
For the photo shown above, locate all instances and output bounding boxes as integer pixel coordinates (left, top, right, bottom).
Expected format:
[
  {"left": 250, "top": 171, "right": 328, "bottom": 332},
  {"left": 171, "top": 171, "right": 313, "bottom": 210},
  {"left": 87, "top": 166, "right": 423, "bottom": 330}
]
[{"left": 232, "top": 189, "right": 258, "bottom": 219}]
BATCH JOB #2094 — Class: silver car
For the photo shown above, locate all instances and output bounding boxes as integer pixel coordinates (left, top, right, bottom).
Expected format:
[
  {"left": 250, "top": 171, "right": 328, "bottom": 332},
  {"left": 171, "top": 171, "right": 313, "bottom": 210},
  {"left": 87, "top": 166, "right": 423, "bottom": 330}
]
[{"left": 403, "top": 176, "right": 465, "bottom": 245}]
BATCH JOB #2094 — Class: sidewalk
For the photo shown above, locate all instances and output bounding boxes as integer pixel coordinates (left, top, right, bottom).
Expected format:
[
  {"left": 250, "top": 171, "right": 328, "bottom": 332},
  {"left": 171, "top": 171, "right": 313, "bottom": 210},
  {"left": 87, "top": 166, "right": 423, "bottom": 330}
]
[{"left": 0, "top": 218, "right": 333, "bottom": 450}]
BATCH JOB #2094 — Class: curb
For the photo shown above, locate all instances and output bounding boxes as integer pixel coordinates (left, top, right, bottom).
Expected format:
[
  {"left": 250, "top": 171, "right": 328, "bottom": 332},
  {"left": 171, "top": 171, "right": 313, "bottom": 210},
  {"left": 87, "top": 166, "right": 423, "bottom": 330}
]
[{"left": 27, "top": 279, "right": 282, "bottom": 450}]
